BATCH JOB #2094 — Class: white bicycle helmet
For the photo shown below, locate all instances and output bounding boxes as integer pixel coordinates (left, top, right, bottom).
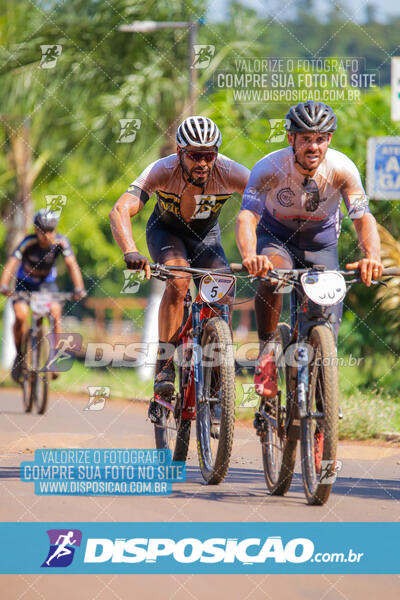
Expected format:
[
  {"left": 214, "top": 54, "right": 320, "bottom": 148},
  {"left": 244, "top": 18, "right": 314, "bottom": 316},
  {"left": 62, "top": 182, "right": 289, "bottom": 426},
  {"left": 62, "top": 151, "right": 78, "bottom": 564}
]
[
  {"left": 33, "top": 209, "right": 59, "bottom": 232},
  {"left": 176, "top": 116, "right": 222, "bottom": 148}
]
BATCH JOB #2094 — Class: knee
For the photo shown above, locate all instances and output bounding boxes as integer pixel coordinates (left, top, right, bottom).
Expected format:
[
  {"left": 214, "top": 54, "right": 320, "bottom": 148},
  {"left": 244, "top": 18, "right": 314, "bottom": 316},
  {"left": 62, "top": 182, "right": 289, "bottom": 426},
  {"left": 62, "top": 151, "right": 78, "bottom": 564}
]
[
  {"left": 164, "top": 278, "right": 190, "bottom": 301},
  {"left": 51, "top": 304, "right": 62, "bottom": 320},
  {"left": 14, "top": 304, "right": 28, "bottom": 324}
]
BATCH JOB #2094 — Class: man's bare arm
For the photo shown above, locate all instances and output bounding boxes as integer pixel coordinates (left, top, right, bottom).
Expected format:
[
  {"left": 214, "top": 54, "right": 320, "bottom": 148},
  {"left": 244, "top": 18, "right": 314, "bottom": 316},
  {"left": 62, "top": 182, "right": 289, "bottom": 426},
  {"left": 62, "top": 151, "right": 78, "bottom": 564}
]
[
  {"left": 347, "top": 212, "right": 383, "bottom": 286},
  {"left": 109, "top": 190, "right": 147, "bottom": 254},
  {"left": 236, "top": 209, "right": 272, "bottom": 276},
  {"left": 0, "top": 256, "right": 20, "bottom": 293},
  {"left": 64, "top": 255, "right": 85, "bottom": 295},
  {"left": 109, "top": 189, "right": 152, "bottom": 279}
]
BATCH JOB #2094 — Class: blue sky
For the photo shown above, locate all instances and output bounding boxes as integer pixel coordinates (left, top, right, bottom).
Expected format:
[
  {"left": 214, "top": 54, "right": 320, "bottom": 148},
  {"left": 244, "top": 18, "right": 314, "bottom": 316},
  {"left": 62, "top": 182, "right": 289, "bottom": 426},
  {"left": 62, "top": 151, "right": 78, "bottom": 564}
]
[{"left": 207, "top": 0, "right": 400, "bottom": 23}]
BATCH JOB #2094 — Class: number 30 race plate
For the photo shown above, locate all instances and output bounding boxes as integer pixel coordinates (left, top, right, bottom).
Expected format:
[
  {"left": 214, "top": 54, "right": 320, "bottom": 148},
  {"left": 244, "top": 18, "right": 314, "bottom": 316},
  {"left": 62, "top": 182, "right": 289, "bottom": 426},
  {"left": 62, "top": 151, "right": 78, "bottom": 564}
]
[
  {"left": 300, "top": 271, "right": 346, "bottom": 306},
  {"left": 199, "top": 274, "right": 235, "bottom": 303}
]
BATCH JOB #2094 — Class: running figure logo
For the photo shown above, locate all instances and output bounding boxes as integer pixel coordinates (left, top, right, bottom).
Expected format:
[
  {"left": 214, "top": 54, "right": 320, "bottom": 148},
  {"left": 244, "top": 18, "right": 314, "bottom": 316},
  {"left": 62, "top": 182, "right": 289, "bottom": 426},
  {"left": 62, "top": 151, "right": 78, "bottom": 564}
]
[
  {"left": 85, "top": 386, "right": 110, "bottom": 411},
  {"left": 117, "top": 119, "right": 141, "bottom": 143},
  {"left": 319, "top": 460, "right": 342, "bottom": 484},
  {"left": 45, "top": 194, "right": 67, "bottom": 218},
  {"left": 41, "top": 529, "right": 82, "bottom": 568},
  {"left": 265, "top": 119, "right": 286, "bottom": 143},
  {"left": 43, "top": 333, "right": 82, "bottom": 372},
  {"left": 240, "top": 383, "right": 260, "bottom": 408},
  {"left": 39, "top": 45, "right": 62, "bottom": 69},
  {"left": 191, "top": 45, "right": 215, "bottom": 69},
  {"left": 121, "top": 269, "right": 145, "bottom": 293}
]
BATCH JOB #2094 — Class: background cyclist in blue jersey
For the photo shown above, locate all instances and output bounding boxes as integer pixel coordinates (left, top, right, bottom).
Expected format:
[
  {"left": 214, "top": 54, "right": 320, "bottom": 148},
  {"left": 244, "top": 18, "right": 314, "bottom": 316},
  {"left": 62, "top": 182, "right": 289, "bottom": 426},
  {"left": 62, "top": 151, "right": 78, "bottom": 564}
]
[{"left": 0, "top": 210, "right": 86, "bottom": 383}]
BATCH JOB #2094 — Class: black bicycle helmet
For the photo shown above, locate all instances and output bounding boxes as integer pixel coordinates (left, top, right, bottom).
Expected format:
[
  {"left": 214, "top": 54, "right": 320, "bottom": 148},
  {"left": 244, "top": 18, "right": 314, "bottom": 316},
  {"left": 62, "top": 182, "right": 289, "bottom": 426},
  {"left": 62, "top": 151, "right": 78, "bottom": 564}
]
[
  {"left": 33, "top": 209, "right": 59, "bottom": 232},
  {"left": 285, "top": 101, "right": 337, "bottom": 133}
]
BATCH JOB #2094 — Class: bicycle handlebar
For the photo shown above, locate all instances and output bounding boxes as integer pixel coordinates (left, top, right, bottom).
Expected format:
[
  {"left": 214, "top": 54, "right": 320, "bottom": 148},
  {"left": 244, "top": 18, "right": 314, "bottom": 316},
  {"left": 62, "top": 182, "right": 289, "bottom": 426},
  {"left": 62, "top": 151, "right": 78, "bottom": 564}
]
[
  {"left": 9, "top": 291, "right": 75, "bottom": 301},
  {"left": 229, "top": 263, "right": 400, "bottom": 279},
  {"left": 149, "top": 263, "right": 230, "bottom": 278}
]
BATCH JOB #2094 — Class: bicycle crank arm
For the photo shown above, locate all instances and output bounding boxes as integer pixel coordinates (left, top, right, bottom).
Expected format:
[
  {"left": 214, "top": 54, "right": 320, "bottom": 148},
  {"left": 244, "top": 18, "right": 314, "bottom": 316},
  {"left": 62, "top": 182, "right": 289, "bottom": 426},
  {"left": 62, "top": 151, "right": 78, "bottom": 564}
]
[
  {"left": 153, "top": 395, "right": 175, "bottom": 413},
  {"left": 257, "top": 406, "right": 278, "bottom": 431}
]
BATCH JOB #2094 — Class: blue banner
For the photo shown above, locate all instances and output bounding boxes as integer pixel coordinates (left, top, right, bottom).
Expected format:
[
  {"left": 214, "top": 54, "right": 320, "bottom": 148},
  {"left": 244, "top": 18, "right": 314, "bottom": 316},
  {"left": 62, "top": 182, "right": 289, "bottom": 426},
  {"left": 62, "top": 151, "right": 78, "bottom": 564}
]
[
  {"left": 0, "top": 522, "right": 398, "bottom": 574},
  {"left": 20, "top": 449, "right": 185, "bottom": 496}
]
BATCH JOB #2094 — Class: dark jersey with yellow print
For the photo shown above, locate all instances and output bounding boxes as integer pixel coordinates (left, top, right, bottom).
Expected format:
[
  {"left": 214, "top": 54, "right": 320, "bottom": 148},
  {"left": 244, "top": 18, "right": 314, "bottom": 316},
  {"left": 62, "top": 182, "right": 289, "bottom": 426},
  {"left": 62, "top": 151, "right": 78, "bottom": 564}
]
[{"left": 126, "top": 153, "right": 249, "bottom": 238}]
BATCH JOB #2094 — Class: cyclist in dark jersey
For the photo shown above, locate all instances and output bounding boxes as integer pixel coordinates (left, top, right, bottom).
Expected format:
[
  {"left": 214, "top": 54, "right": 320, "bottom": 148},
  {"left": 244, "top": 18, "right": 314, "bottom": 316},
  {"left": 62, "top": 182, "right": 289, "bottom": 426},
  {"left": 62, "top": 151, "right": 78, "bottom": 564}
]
[
  {"left": 110, "top": 116, "right": 249, "bottom": 396},
  {"left": 0, "top": 209, "right": 86, "bottom": 383},
  {"left": 236, "top": 101, "right": 383, "bottom": 396}
]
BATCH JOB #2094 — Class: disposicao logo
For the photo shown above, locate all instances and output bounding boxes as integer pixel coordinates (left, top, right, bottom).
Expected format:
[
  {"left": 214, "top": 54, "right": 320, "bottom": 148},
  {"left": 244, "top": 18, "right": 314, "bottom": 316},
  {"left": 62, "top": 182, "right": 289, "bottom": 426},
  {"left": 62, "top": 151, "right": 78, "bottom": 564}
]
[
  {"left": 83, "top": 536, "right": 314, "bottom": 564},
  {"left": 41, "top": 529, "right": 82, "bottom": 568}
]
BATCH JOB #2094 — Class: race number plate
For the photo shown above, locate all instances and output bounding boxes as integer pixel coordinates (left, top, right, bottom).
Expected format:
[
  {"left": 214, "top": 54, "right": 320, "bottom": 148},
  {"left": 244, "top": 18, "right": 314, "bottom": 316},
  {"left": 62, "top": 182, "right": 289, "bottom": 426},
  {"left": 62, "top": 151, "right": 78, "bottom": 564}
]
[
  {"left": 300, "top": 271, "right": 346, "bottom": 306},
  {"left": 199, "top": 274, "right": 235, "bottom": 303},
  {"left": 30, "top": 293, "right": 52, "bottom": 315}
]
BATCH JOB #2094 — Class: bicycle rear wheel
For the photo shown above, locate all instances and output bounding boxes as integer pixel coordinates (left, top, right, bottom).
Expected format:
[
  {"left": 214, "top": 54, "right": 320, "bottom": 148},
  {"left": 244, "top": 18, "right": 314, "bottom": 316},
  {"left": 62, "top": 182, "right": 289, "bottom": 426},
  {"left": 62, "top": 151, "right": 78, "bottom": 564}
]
[
  {"left": 261, "top": 322, "right": 298, "bottom": 495},
  {"left": 32, "top": 332, "right": 48, "bottom": 415},
  {"left": 196, "top": 317, "right": 235, "bottom": 484},
  {"left": 21, "top": 330, "right": 34, "bottom": 413},
  {"left": 173, "top": 357, "right": 192, "bottom": 461},
  {"left": 301, "top": 325, "right": 339, "bottom": 505}
]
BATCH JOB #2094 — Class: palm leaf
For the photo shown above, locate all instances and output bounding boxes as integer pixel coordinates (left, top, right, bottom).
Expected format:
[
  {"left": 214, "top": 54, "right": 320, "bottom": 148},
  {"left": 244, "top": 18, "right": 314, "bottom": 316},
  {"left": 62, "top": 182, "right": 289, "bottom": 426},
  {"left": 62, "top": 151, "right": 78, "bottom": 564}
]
[{"left": 376, "top": 223, "right": 400, "bottom": 320}]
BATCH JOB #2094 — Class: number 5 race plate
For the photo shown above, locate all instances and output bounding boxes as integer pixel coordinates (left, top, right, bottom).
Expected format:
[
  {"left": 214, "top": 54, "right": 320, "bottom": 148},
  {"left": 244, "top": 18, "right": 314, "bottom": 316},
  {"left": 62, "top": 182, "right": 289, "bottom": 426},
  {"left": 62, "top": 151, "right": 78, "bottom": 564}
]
[{"left": 199, "top": 274, "right": 235, "bottom": 303}]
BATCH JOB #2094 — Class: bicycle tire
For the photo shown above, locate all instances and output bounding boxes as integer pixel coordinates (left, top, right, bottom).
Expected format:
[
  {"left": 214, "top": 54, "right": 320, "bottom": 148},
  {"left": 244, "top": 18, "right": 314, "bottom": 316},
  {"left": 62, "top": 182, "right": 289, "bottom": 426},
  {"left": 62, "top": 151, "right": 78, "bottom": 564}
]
[
  {"left": 261, "top": 322, "right": 298, "bottom": 495},
  {"left": 153, "top": 392, "right": 192, "bottom": 460},
  {"left": 301, "top": 324, "right": 339, "bottom": 505},
  {"left": 21, "top": 329, "right": 34, "bottom": 413},
  {"left": 32, "top": 332, "right": 48, "bottom": 415},
  {"left": 196, "top": 316, "right": 235, "bottom": 484},
  {"left": 154, "top": 405, "right": 170, "bottom": 450},
  {"left": 173, "top": 356, "right": 192, "bottom": 461}
]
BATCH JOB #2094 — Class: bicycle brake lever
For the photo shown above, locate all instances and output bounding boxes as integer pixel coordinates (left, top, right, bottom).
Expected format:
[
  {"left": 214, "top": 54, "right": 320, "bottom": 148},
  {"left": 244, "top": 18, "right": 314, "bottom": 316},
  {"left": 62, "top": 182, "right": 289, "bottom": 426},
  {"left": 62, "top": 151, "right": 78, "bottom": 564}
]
[{"left": 371, "top": 280, "right": 386, "bottom": 286}]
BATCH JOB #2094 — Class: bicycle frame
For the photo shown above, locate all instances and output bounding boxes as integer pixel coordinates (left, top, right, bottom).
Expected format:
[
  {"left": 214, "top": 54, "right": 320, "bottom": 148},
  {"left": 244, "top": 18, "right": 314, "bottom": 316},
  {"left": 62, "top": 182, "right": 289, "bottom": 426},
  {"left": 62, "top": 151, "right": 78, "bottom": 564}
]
[{"left": 182, "top": 300, "right": 230, "bottom": 420}]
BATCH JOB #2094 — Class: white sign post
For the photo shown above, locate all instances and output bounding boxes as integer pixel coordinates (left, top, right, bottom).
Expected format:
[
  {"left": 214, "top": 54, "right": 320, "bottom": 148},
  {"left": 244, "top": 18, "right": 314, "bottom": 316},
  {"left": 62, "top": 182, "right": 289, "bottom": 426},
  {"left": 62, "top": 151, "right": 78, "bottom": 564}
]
[{"left": 391, "top": 57, "right": 400, "bottom": 122}]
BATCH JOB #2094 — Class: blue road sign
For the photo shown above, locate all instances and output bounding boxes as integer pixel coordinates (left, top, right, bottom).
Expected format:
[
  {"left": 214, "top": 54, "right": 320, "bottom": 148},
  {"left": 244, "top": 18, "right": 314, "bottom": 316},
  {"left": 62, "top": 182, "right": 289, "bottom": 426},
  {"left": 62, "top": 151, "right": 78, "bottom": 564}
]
[{"left": 367, "top": 136, "right": 400, "bottom": 199}]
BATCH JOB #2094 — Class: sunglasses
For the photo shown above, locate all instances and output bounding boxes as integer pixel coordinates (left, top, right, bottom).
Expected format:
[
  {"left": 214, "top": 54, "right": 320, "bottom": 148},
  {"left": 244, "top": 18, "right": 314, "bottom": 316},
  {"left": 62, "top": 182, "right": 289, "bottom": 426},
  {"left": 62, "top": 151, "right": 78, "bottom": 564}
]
[
  {"left": 184, "top": 150, "right": 218, "bottom": 162},
  {"left": 302, "top": 177, "right": 321, "bottom": 212}
]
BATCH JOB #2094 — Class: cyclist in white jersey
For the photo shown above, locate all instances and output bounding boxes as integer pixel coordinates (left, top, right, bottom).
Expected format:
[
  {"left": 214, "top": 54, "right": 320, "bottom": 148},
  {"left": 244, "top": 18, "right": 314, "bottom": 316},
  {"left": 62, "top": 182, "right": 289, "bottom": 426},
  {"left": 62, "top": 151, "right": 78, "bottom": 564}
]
[
  {"left": 110, "top": 116, "right": 249, "bottom": 396},
  {"left": 236, "top": 100, "right": 383, "bottom": 396}
]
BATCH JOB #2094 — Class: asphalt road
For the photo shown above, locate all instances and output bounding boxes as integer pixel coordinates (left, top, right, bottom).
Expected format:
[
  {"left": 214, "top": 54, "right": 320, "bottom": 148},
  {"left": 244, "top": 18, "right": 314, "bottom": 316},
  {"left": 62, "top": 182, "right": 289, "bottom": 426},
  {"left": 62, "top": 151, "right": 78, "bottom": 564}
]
[{"left": 0, "top": 386, "right": 399, "bottom": 599}]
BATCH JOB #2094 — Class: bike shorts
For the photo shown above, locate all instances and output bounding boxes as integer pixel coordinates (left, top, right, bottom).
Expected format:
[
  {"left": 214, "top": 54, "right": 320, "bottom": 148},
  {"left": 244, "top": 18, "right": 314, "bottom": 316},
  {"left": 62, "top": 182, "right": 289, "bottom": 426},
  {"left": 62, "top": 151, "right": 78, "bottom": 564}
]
[
  {"left": 146, "top": 211, "right": 229, "bottom": 272},
  {"left": 13, "top": 280, "right": 59, "bottom": 305},
  {"left": 256, "top": 226, "right": 343, "bottom": 337}
]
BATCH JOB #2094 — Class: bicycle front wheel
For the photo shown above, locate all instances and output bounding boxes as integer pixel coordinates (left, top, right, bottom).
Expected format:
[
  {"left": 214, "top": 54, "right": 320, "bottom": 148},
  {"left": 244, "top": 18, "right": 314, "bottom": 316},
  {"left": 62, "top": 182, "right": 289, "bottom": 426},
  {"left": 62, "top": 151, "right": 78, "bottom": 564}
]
[
  {"left": 301, "top": 325, "right": 339, "bottom": 505},
  {"left": 21, "top": 330, "right": 34, "bottom": 413},
  {"left": 261, "top": 322, "right": 298, "bottom": 495},
  {"left": 196, "top": 317, "right": 235, "bottom": 484},
  {"left": 32, "top": 332, "right": 48, "bottom": 415}
]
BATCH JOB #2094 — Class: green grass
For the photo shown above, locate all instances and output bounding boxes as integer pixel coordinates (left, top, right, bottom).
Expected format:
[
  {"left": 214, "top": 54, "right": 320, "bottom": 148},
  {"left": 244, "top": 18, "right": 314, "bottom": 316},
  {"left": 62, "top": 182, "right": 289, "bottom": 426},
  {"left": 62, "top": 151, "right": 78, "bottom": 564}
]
[
  {"left": 234, "top": 355, "right": 400, "bottom": 440},
  {"left": 1, "top": 353, "right": 399, "bottom": 440},
  {"left": 0, "top": 360, "right": 153, "bottom": 400}
]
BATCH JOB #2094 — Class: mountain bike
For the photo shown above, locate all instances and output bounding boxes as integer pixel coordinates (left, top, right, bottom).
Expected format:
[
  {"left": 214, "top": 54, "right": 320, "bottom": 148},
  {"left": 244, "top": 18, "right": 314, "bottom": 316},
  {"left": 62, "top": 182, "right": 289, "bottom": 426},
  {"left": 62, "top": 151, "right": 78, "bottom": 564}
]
[
  {"left": 148, "top": 263, "right": 236, "bottom": 484},
  {"left": 11, "top": 291, "right": 73, "bottom": 415},
  {"left": 231, "top": 264, "right": 400, "bottom": 505}
]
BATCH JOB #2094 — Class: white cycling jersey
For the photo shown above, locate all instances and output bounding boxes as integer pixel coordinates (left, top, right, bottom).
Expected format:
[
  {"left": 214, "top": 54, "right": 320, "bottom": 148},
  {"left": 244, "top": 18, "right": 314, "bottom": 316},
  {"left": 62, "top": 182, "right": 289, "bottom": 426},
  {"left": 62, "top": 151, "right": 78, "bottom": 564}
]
[{"left": 241, "top": 146, "right": 369, "bottom": 248}]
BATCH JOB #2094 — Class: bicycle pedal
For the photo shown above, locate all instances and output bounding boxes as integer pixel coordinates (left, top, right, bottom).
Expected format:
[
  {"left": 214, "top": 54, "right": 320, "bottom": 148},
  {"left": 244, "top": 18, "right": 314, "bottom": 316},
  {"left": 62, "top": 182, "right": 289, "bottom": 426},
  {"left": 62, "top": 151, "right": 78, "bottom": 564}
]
[
  {"left": 253, "top": 412, "right": 266, "bottom": 435},
  {"left": 148, "top": 400, "right": 162, "bottom": 424}
]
